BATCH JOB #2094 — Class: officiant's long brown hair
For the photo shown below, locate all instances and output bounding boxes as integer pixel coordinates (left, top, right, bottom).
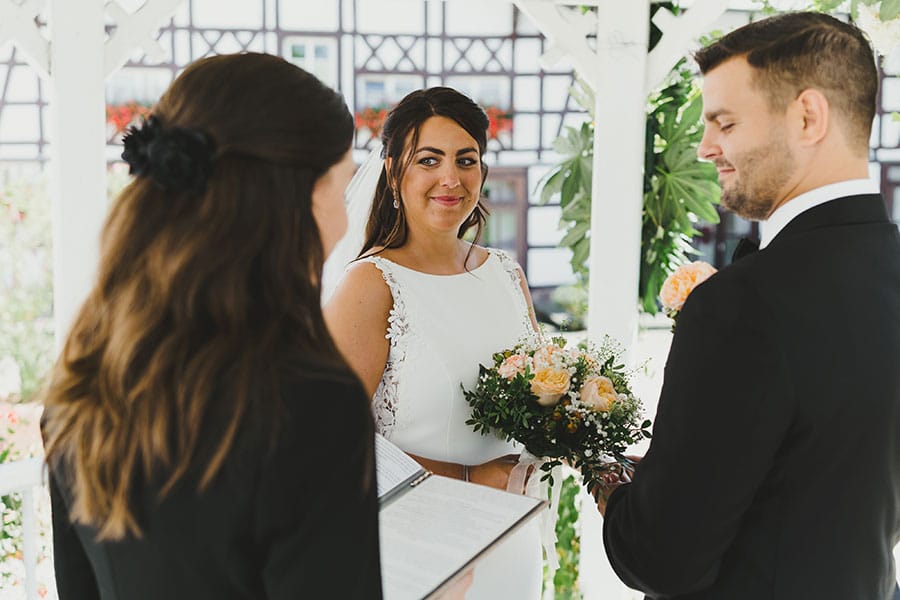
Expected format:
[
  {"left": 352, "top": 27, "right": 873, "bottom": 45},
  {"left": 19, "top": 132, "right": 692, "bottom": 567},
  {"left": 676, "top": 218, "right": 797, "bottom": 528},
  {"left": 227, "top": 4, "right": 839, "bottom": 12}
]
[
  {"left": 359, "top": 87, "right": 490, "bottom": 257},
  {"left": 41, "top": 53, "right": 354, "bottom": 540}
]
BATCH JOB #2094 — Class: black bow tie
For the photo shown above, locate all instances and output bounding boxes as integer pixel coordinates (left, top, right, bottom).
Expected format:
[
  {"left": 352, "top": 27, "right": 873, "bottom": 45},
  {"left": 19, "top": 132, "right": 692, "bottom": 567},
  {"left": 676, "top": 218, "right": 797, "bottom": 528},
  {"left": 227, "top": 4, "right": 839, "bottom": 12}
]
[{"left": 732, "top": 237, "right": 760, "bottom": 262}]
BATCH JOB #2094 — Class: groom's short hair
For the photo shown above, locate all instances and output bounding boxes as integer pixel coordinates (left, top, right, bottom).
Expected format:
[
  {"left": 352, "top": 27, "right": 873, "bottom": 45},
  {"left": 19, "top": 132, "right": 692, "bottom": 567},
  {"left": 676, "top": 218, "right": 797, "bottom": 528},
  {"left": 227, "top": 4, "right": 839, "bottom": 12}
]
[{"left": 694, "top": 11, "right": 877, "bottom": 152}]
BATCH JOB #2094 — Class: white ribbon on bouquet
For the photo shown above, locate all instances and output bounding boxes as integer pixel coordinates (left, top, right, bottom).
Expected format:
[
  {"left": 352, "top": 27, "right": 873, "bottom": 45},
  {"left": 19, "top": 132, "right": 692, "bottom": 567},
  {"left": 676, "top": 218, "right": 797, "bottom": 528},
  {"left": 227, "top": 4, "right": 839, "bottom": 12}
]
[{"left": 507, "top": 450, "right": 565, "bottom": 573}]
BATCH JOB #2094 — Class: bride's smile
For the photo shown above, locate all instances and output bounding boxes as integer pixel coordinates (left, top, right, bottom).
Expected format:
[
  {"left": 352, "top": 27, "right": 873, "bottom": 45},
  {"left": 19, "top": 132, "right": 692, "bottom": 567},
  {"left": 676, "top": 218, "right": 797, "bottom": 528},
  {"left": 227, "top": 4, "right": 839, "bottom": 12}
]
[{"left": 431, "top": 194, "right": 464, "bottom": 206}]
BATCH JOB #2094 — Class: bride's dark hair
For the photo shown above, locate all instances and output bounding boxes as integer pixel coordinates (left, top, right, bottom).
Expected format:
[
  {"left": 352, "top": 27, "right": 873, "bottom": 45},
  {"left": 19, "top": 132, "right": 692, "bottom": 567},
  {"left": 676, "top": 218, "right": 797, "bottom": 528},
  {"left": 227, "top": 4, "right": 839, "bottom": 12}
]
[
  {"left": 358, "top": 87, "right": 490, "bottom": 257},
  {"left": 41, "top": 52, "right": 354, "bottom": 540}
]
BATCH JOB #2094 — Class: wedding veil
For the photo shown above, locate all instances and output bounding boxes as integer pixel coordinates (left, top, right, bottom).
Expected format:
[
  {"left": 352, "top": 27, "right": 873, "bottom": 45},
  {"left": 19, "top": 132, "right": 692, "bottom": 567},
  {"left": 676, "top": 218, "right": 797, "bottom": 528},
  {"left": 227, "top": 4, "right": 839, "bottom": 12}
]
[{"left": 321, "top": 141, "right": 385, "bottom": 304}]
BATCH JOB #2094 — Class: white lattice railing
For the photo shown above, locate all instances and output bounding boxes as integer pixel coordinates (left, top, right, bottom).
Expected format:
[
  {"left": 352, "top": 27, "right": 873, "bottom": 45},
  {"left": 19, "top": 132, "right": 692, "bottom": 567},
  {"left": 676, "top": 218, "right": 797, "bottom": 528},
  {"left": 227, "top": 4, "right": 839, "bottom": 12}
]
[{"left": 0, "top": 457, "right": 45, "bottom": 600}]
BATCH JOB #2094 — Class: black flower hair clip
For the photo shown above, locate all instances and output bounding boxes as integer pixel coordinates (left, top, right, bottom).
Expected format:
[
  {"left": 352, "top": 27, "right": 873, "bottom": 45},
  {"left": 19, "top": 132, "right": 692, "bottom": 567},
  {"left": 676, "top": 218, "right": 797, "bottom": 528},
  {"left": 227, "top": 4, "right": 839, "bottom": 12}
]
[{"left": 121, "top": 116, "right": 217, "bottom": 195}]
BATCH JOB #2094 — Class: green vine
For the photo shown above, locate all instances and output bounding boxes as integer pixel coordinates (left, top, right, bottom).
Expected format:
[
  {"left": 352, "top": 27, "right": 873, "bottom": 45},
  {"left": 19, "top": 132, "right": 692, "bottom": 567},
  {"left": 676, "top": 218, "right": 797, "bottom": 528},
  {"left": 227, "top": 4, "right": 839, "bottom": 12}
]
[{"left": 543, "top": 474, "right": 583, "bottom": 598}]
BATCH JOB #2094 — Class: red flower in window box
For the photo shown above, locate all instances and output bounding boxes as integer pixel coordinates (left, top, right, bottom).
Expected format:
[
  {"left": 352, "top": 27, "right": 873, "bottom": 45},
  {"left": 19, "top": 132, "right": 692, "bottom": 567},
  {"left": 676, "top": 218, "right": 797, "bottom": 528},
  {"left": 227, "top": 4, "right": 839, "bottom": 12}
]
[
  {"left": 484, "top": 106, "right": 513, "bottom": 140},
  {"left": 106, "top": 102, "right": 152, "bottom": 134},
  {"left": 355, "top": 106, "right": 390, "bottom": 140}
]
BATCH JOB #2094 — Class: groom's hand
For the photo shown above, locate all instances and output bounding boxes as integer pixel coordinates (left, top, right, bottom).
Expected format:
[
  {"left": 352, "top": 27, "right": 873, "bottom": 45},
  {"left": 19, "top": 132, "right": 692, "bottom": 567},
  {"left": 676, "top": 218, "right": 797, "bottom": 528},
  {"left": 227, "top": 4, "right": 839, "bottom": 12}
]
[
  {"left": 593, "top": 458, "right": 640, "bottom": 516},
  {"left": 594, "top": 481, "right": 622, "bottom": 516},
  {"left": 593, "top": 478, "right": 627, "bottom": 516}
]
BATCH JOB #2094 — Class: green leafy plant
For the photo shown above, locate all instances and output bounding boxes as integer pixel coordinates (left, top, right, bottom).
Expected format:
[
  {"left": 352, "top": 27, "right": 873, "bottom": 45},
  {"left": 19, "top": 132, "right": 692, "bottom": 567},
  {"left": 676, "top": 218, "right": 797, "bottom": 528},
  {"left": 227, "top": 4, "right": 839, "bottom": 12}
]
[
  {"left": 537, "top": 110, "right": 594, "bottom": 278},
  {"left": 640, "top": 60, "right": 720, "bottom": 313},
  {"left": 536, "top": 70, "right": 720, "bottom": 315}
]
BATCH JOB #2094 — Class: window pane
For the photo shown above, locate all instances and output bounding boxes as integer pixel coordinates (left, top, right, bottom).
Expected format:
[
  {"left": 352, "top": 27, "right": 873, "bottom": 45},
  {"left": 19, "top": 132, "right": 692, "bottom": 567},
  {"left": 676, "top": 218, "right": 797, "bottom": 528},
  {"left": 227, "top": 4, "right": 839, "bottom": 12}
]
[
  {"left": 527, "top": 206, "right": 563, "bottom": 246},
  {"left": 527, "top": 248, "right": 576, "bottom": 287}
]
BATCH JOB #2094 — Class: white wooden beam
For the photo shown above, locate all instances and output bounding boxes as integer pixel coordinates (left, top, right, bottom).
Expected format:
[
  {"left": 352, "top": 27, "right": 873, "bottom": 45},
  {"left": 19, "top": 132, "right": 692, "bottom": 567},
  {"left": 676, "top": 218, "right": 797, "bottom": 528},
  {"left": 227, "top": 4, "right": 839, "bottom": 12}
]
[
  {"left": 645, "top": 0, "right": 729, "bottom": 93},
  {"left": 104, "top": 0, "right": 184, "bottom": 78},
  {"left": 513, "top": 1, "right": 601, "bottom": 90},
  {"left": 0, "top": 0, "right": 49, "bottom": 79}
]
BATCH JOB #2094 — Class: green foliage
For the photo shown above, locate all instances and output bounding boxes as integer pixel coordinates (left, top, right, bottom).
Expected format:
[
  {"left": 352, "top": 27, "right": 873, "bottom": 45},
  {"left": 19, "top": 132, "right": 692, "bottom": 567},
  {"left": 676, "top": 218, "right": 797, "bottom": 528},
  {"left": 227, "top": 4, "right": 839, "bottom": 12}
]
[
  {"left": 0, "top": 176, "right": 54, "bottom": 402},
  {"left": 548, "top": 475, "right": 583, "bottom": 599},
  {"left": 811, "top": 0, "right": 888, "bottom": 20},
  {"left": 754, "top": 0, "right": 899, "bottom": 20},
  {"left": 537, "top": 104, "right": 594, "bottom": 277},
  {"left": 640, "top": 61, "right": 720, "bottom": 313},
  {"left": 882, "top": 0, "right": 900, "bottom": 19}
]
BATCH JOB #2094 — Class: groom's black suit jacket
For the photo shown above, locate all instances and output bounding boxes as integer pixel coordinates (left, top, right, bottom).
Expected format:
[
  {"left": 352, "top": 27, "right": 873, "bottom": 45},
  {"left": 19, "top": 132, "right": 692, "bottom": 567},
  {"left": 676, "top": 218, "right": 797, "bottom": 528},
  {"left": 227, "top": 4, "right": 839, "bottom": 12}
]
[{"left": 604, "top": 194, "right": 900, "bottom": 599}]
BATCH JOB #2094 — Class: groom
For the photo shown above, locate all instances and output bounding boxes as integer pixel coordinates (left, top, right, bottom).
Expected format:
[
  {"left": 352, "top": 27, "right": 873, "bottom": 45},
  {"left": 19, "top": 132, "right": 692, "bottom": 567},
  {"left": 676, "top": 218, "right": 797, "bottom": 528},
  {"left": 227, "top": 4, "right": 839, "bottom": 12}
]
[{"left": 599, "top": 12, "right": 900, "bottom": 600}]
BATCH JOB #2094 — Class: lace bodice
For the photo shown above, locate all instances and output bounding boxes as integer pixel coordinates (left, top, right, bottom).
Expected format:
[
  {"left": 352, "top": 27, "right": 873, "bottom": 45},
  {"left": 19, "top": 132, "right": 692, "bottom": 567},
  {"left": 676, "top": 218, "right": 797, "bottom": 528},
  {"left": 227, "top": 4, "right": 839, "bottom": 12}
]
[{"left": 360, "top": 248, "right": 533, "bottom": 465}]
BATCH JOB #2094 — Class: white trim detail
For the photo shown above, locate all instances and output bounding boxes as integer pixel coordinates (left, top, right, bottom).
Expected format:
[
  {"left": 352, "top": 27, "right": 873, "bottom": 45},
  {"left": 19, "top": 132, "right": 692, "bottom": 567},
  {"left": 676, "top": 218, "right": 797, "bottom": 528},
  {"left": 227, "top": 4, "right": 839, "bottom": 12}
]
[
  {"left": 104, "top": 0, "right": 185, "bottom": 79},
  {"left": 0, "top": 0, "right": 49, "bottom": 79},
  {"left": 513, "top": 1, "right": 602, "bottom": 90},
  {"left": 646, "top": 0, "right": 729, "bottom": 94}
]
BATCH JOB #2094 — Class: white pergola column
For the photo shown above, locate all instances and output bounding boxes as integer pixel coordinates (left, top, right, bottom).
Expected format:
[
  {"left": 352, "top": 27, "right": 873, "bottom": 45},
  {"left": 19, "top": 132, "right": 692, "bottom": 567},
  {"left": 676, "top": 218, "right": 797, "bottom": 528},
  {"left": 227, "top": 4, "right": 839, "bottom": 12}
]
[
  {"left": 586, "top": 1, "right": 650, "bottom": 351},
  {"left": 48, "top": 0, "right": 107, "bottom": 347},
  {"left": 44, "top": 0, "right": 184, "bottom": 347}
]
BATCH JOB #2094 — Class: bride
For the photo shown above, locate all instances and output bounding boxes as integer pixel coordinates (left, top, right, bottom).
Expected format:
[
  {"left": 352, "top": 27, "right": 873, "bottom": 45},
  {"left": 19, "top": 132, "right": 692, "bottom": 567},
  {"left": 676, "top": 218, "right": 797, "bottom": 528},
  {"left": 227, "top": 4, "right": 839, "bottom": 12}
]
[{"left": 324, "top": 87, "right": 543, "bottom": 599}]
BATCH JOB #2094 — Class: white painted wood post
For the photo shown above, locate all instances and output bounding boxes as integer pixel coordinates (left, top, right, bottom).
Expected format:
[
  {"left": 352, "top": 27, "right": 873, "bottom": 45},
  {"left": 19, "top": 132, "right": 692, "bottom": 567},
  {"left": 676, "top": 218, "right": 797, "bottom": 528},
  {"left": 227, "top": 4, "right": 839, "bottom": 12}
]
[
  {"left": 0, "top": 458, "right": 45, "bottom": 600},
  {"left": 48, "top": 0, "right": 108, "bottom": 348},
  {"left": 586, "top": 0, "right": 649, "bottom": 352}
]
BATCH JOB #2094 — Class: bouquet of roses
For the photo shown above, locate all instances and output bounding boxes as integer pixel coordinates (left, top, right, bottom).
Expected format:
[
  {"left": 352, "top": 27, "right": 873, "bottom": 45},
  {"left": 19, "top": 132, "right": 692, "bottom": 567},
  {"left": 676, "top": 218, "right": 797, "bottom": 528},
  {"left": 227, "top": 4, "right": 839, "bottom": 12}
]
[{"left": 463, "top": 335, "right": 651, "bottom": 494}]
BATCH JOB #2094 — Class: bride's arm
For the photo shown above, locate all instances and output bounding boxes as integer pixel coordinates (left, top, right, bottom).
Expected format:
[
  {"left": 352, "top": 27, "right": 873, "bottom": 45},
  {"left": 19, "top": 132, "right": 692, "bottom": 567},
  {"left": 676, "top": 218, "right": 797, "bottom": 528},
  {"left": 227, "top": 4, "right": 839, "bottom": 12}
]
[
  {"left": 324, "top": 261, "right": 393, "bottom": 399},
  {"left": 514, "top": 264, "right": 540, "bottom": 331}
]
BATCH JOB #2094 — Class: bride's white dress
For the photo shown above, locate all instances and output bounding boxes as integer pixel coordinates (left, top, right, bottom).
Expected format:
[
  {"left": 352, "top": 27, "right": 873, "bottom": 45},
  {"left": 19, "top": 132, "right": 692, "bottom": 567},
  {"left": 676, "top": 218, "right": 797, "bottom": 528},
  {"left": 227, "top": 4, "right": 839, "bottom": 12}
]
[{"left": 361, "top": 248, "right": 543, "bottom": 600}]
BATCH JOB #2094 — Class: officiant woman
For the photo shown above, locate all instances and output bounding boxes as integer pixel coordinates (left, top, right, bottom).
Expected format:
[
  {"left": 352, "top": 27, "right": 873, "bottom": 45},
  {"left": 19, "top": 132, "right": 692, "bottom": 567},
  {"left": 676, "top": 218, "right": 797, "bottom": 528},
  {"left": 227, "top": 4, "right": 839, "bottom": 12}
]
[{"left": 40, "top": 52, "right": 383, "bottom": 599}]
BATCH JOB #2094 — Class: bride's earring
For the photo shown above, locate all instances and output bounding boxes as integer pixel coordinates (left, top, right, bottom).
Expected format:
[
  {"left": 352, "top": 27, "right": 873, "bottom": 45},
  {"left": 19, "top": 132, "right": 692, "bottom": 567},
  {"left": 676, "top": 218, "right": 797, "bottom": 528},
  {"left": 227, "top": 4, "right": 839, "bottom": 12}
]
[{"left": 392, "top": 188, "right": 400, "bottom": 209}]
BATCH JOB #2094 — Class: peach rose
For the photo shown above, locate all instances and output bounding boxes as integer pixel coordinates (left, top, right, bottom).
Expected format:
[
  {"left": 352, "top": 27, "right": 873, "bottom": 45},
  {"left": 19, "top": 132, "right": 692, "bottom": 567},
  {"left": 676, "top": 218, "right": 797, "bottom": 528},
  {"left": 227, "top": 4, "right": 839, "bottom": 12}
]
[
  {"left": 530, "top": 367, "right": 571, "bottom": 406},
  {"left": 580, "top": 375, "right": 617, "bottom": 412},
  {"left": 498, "top": 354, "right": 528, "bottom": 379},
  {"left": 659, "top": 261, "right": 717, "bottom": 312},
  {"left": 533, "top": 345, "right": 565, "bottom": 370}
]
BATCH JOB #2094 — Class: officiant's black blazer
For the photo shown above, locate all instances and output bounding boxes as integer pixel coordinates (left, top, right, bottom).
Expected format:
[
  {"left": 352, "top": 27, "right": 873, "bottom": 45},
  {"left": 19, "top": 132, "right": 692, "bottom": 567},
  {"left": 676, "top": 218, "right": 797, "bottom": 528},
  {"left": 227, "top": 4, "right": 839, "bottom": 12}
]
[
  {"left": 604, "top": 194, "right": 900, "bottom": 599},
  {"left": 48, "top": 371, "right": 382, "bottom": 600}
]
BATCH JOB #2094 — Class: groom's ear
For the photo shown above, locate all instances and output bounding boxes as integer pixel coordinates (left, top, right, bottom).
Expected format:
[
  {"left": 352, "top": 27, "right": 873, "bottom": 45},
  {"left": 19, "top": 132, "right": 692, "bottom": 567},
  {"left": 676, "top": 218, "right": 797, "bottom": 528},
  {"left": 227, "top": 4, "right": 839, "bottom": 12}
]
[{"left": 794, "top": 88, "right": 829, "bottom": 147}]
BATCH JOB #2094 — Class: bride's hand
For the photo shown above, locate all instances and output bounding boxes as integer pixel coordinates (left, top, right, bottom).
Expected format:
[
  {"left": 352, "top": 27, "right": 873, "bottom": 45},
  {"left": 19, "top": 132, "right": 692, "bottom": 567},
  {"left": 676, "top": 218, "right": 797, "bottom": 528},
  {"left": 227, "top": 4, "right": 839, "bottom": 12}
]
[{"left": 467, "top": 454, "right": 524, "bottom": 491}]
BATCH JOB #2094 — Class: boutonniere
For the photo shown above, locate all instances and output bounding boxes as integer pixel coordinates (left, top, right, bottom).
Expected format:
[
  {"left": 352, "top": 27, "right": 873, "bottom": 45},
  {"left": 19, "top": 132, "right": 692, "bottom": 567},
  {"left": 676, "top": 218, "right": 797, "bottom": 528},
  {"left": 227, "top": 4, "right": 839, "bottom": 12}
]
[{"left": 659, "top": 261, "right": 717, "bottom": 329}]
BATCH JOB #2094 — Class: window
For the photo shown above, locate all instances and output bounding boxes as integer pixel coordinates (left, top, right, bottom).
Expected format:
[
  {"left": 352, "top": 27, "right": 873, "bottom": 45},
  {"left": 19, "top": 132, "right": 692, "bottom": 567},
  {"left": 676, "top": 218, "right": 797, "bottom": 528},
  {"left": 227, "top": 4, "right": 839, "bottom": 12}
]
[{"left": 283, "top": 36, "right": 338, "bottom": 88}]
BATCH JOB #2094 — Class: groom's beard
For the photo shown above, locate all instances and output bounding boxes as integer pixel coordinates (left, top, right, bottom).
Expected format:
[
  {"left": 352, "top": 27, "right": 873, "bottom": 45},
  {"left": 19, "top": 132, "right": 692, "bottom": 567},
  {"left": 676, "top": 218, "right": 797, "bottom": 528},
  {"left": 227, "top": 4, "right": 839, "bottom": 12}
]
[{"left": 719, "top": 135, "right": 796, "bottom": 221}]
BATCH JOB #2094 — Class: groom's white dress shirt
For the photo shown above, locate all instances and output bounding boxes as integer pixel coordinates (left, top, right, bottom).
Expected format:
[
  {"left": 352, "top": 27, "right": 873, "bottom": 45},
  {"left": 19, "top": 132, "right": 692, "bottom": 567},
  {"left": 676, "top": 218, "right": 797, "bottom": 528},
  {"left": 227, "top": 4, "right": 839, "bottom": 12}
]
[{"left": 759, "top": 178, "right": 880, "bottom": 249}]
